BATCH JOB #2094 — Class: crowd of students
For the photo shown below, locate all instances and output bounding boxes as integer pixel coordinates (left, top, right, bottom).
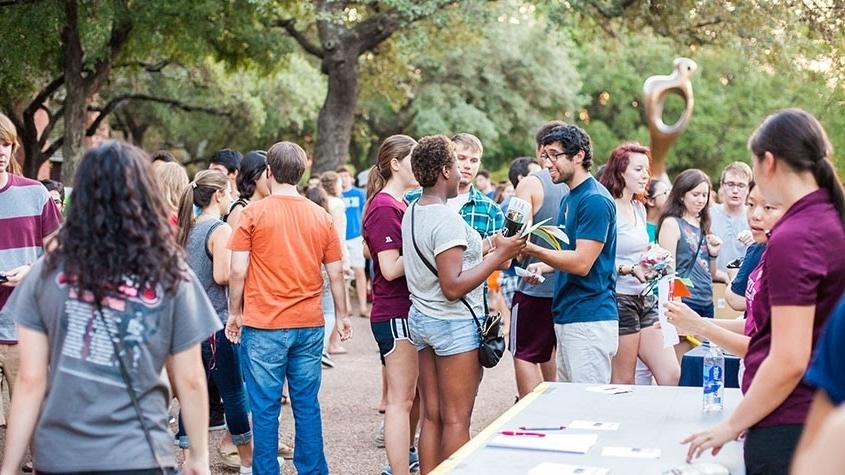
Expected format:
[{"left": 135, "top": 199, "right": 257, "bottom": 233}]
[{"left": 0, "top": 108, "right": 844, "bottom": 475}]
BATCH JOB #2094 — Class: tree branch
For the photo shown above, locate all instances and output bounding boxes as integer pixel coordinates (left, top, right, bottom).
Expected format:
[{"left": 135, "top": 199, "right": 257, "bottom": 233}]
[
  {"left": 275, "top": 18, "right": 325, "bottom": 58},
  {"left": 85, "top": 1, "right": 133, "bottom": 93},
  {"left": 23, "top": 75, "right": 65, "bottom": 118},
  {"left": 0, "top": 0, "right": 40, "bottom": 7},
  {"left": 86, "top": 94, "right": 231, "bottom": 136},
  {"left": 113, "top": 60, "right": 176, "bottom": 72}
]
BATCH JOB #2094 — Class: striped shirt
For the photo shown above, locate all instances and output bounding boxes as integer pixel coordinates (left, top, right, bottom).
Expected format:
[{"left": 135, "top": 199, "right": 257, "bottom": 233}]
[
  {"left": 0, "top": 174, "right": 62, "bottom": 343},
  {"left": 406, "top": 185, "right": 504, "bottom": 238}
]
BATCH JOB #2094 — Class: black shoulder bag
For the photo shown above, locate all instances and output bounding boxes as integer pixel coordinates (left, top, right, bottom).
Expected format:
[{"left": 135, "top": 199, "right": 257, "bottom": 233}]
[
  {"left": 410, "top": 203, "right": 505, "bottom": 368},
  {"left": 94, "top": 300, "right": 169, "bottom": 474}
]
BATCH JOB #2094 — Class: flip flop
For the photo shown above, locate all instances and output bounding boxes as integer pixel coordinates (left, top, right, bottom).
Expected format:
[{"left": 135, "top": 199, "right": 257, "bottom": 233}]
[{"left": 329, "top": 346, "right": 348, "bottom": 355}]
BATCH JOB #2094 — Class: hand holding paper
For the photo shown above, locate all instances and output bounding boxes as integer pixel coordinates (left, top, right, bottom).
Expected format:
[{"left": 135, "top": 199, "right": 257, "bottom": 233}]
[{"left": 656, "top": 276, "right": 680, "bottom": 348}]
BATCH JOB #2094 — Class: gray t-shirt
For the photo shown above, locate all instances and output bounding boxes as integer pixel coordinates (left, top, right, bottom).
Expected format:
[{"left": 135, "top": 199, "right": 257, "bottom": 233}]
[
  {"left": 402, "top": 202, "right": 483, "bottom": 320},
  {"left": 709, "top": 204, "right": 749, "bottom": 272},
  {"left": 0, "top": 258, "right": 221, "bottom": 472}
]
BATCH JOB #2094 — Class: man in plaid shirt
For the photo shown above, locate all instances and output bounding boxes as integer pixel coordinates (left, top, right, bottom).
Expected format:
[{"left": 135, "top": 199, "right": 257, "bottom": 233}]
[{"left": 406, "top": 133, "right": 504, "bottom": 238}]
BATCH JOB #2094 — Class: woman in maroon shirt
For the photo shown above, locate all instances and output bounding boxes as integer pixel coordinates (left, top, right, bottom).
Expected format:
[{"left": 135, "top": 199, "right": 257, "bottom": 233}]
[
  {"left": 683, "top": 109, "right": 845, "bottom": 475},
  {"left": 362, "top": 135, "right": 421, "bottom": 475}
]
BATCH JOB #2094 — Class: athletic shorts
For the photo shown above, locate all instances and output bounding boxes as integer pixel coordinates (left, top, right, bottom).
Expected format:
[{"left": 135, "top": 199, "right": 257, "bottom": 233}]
[
  {"left": 617, "top": 294, "right": 658, "bottom": 336},
  {"left": 371, "top": 317, "right": 413, "bottom": 365},
  {"left": 509, "top": 292, "right": 556, "bottom": 363},
  {"left": 345, "top": 236, "right": 366, "bottom": 268}
]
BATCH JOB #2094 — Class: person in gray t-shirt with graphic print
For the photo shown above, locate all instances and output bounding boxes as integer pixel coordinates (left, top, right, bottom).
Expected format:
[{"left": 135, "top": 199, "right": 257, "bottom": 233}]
[{"left": 0, "top": 142, "right": 220, "bottom": 475}]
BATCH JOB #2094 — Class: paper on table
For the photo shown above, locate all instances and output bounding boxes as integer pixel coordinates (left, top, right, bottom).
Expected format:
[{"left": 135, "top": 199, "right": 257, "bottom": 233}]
[
  {"left": 528, "top": 462, "right": 609, "bottom": 475},
  {"left": 657, "top": 277, "right": 680, "bottom": 348},
  {"left": 601, "top": 446, "right": 661, "bottom": 459},
  {"left": 487, "top": 433, "right": 598, "bottom": 454},
  {"left": 515, "top": 266, "right": 546, "bottom": 283},
  {"left": 569, "top": 420, "right": 620, "bottom": 431}
]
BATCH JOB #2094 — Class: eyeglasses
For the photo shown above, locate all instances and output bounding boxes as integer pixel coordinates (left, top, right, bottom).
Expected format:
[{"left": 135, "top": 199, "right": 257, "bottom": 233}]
[
  {"left": 721, "top": 181, "right": 748, "bottom": 190},
  {"left": 540, "top": 150, "right": 569, "bottom": 162}
]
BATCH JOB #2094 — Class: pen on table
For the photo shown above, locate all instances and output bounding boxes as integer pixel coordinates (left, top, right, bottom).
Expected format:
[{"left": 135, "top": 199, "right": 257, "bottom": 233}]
[
  {"left": 517, "top": 426, "right": 565, "bottom": 431},
  {"left": 500, "top": 431, "right": 546, "bottom": 437}
]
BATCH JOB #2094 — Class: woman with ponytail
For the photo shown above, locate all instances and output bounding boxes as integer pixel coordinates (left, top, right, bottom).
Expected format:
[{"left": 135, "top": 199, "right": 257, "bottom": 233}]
[
  {"left": 226, "top": 150, "right": 269, "bottom": 230},
  {"left": 362, "top": 134, "right": 421, "bottom": 475},
  {"left": 175, "top": 170, "right": 255, "bottom": 474},
  {"left": 680, "top": 109, "right": 845, "bottom": 475}
]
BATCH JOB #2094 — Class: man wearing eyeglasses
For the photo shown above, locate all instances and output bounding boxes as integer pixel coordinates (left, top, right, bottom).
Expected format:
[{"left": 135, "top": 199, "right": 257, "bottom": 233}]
[
  {"left": 710, "top": 162, "right": 753, "bottom": 279},
  {"left": 522, "top": 124, "right": 618, "bottom": 384}
]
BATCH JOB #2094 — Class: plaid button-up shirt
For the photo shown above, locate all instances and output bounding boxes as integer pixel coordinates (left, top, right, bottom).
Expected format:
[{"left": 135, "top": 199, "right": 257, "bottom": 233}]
[{"left": 406, "top": 186, "right": 504, "bottom": 238}]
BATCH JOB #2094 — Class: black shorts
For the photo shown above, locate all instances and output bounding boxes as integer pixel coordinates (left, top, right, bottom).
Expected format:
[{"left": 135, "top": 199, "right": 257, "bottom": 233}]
[
  {"left": 371, "top": 317, "right": 413, "bottom": 365},
  {"left": 508, "top": 292, "right": 556, "bottom": 364},
  {"left": 617, "top": 294, "right": 658, "bottom": 336},
  {"left": 743, "top": 424, "right": 803, "bottom": 475}
]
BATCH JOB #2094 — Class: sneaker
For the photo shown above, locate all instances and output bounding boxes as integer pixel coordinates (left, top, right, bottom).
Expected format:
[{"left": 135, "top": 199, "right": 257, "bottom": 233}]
[
  {"left": 379, "top": 448, "right": 420, "bottom": 475},
  {"left": 374, "top": 421, "right": 385, "bottom": 448},
  {"left": 408, "top": 447, "right": 420, "bottom": 471},
  {"left": 239, "top": 466, "right": 253, "bottom": 475},
  {"left": 278, "top": 442, "right": 294, "bottom": 459},
  {"left": 322, "top": 352, "right": 336, "bottom": 368}
]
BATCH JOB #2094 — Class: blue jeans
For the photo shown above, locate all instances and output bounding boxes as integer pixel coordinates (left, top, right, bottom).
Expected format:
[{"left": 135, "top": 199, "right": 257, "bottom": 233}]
[
  {"left": 241, "top": 326, "right": 328, "bottom": 475},
  {"left": 176, "top": 330, "right": 252, "bottom": 448}
]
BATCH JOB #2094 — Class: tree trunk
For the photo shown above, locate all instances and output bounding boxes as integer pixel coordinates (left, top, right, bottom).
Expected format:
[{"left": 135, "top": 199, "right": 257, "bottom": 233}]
[
  {"left": 312, "top": 55, "right": 359, "bottom": 173},
  {"left": 60, "top": 0, "right": 87, "bottom": 185}
]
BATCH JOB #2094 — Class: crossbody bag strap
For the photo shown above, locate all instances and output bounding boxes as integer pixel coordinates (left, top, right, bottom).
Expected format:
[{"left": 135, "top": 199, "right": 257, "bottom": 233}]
[
  {"left": 94, "top": 298, "right": 167, "bottom": 472},
  {"left": 410, "top": 203, "right": 483, "bottom": 330}
]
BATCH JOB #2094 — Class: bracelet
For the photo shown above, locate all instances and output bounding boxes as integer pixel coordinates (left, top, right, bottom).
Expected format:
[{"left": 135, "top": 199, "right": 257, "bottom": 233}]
[
  {"left": 486, "top": 236, "right": 495, "bottom": 251},
  {"left": 708, "top": 253, "right": 718, "bottom": 259}
]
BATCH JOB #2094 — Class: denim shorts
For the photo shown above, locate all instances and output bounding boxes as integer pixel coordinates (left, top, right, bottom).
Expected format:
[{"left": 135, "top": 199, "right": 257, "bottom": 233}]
[{"left": 408, "top": 305, "right": 480, "bottom": 357}]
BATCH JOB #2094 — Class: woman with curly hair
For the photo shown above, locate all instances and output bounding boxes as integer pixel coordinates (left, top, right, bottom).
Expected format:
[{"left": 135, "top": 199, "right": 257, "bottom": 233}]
[
  {"left": 0, "top": 141, "right": 221, "bottom": 475},
  {"left": 402, "top": 135, "right": 526, "bottom": 473}
]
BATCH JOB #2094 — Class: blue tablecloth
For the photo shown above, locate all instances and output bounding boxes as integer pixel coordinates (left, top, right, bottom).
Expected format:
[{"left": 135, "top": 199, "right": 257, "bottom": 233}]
[{"left": 679, "top": 344, "right": 741, "bottom": 388}]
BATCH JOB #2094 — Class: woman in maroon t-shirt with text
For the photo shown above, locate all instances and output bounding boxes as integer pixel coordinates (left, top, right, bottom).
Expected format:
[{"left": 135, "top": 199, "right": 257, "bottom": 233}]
[
  {"left": 362, "top": 135, "right": 421, "bottom": 475},
  {"left": 682, "top": 109, "right": 845, "bottom": 474}
]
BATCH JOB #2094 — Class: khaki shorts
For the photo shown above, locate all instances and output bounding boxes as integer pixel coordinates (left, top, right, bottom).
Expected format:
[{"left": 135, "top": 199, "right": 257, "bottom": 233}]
[
  {"left": 0, "top": 343, "right": 21, "bottom": 427},
  {"left": 555, "top": 321, "right": 618, "bottom": 384}
]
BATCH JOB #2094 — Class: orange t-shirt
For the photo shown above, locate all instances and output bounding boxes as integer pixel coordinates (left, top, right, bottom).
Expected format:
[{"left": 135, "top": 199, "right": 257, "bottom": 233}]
[{"left": 228, "top": 194, "right": 343, "bottom": 329}]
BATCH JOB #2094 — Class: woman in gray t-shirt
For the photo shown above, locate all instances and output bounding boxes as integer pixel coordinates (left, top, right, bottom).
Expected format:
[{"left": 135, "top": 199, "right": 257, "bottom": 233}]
[
  {"left": 401, "top": 135, "right": 525, "bottom": 471},
  {"left": 0, "top": 141, "right": 220, "bottom": 474}
]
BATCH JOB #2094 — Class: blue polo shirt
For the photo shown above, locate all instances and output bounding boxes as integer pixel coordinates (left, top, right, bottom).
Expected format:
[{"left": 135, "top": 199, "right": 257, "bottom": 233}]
[
  {"left": 552, "top": 176, "right": 618, "bottom": 325},
  {"left": 805, "top": 294, "right": 845, "bottom": 405},
  {"left": 342, "top": 186, "right": 367, "bottom": 240}
]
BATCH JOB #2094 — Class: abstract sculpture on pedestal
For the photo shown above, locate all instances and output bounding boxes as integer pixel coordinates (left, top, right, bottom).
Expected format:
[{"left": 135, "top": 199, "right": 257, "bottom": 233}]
[{"left": 643, "top": 58, "right": 698, "bottom": 182}]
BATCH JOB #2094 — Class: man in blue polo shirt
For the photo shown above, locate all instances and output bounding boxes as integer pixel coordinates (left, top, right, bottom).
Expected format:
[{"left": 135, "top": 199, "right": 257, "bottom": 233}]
[
  {"left": 523, "top": 124, "right": 618, "bottom": 384},
  {"left": 338, "top": 165, "right": 370, "bottom": 318}
]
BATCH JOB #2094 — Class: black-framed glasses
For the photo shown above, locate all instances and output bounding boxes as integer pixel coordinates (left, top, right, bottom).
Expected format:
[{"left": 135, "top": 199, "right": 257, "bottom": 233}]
[{"left": 540, "top": 150, "right": 569, "bottom": 162}]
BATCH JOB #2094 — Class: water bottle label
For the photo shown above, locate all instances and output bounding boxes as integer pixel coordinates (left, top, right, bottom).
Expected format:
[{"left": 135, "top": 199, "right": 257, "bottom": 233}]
[{"left": 707, "top": 365, "right": 723, "bottom": 382}]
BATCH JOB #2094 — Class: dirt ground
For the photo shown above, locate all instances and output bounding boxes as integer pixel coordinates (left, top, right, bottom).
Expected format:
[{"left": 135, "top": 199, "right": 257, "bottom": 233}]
[{"left": 0, "top": 311, "right": 519, "bottom": 474}]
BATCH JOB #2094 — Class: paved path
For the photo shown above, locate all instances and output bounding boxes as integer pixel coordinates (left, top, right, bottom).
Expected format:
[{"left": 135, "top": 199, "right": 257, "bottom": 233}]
[{"left": 1, "top": 312, "right": 519, "bottom": 474}]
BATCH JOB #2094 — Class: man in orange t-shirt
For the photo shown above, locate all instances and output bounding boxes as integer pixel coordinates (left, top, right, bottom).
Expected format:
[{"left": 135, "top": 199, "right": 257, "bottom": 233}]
[{"left": 226, "top": 141, "right": 352, "bottom": 475}]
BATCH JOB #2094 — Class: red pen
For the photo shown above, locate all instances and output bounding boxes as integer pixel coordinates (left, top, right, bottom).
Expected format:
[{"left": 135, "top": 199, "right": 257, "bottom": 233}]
[
  {"left": 518, "top": 426, "right": 565, "bottom": 431},
  {"left": 500, "top": 430, "right": 546, "bottom": 437}
]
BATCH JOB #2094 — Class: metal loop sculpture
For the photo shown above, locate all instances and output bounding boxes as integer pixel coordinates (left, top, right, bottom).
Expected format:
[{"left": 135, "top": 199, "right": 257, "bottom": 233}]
[{"left": 643, "top": 58, "right": 698, "bottom": 181}]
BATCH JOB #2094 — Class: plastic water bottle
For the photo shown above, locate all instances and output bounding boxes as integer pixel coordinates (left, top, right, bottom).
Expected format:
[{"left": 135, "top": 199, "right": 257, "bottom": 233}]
[{"left": 703, "top": 343, "right": 725, "bottom": 412}]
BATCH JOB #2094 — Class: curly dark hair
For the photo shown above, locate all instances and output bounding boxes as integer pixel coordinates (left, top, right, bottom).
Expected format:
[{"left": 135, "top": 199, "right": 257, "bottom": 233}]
[
  {"left": 411, "top": 135, "right": 455, "bottom": 187},
  {"left": 540, "top": 124, "right": 593, "bottom": 170},
  {"left": 45, "top": 141, "right": 187, "bottom": 299},
  {"left": 236, "top": 150, "right": 267, "bottom": 200}
]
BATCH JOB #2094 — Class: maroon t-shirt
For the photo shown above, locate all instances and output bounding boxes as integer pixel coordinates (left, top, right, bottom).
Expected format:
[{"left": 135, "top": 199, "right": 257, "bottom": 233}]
[
  {"left": 743, "top": 189, "right": 845, "bottom": 427},
  {"left": 362, "top": 192, "right": 411, "bottom": 323}
]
